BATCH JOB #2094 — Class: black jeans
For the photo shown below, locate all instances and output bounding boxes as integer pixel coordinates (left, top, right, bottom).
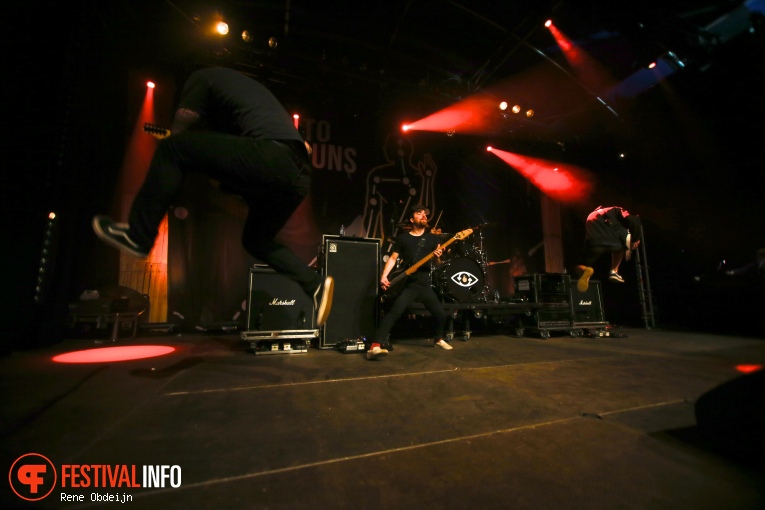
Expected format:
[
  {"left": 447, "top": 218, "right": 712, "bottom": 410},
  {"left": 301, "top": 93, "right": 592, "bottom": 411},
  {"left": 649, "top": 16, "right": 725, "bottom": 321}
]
[
  {"left": 374, "top": 281, "right": 448, "bottom": 343},
  {"left": 128, "top": 131, "right": 321, "bottom": 295}
]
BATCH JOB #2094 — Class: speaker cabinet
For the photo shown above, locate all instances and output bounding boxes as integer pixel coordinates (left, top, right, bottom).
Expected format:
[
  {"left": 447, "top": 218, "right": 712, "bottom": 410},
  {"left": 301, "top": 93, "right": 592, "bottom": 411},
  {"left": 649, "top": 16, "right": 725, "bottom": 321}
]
[
  {"left": 247, "top": 266, "right": 315, "bottom": 331},
  {"left": 320, "top": 236, "right": 380, "bottom": 349},
  {"left": 515, "top": 273, "right": 571, "bottom": 304},
  {"left": 573, "top": 280, "right": 606, "bottom": 325}
]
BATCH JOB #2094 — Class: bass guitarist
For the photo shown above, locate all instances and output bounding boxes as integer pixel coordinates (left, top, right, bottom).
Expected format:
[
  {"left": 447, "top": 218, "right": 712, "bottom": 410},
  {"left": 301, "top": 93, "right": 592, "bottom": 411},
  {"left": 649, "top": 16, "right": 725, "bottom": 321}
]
[{"left": 367, "top": 204, "right": 452, "bottom": 360}]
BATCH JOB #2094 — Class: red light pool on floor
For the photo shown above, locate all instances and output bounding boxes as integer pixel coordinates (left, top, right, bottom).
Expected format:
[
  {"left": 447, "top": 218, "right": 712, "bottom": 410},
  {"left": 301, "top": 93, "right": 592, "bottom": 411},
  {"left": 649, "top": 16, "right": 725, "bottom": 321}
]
[{"left": 52, "top": 346, "right": 176, "bottom": 364}]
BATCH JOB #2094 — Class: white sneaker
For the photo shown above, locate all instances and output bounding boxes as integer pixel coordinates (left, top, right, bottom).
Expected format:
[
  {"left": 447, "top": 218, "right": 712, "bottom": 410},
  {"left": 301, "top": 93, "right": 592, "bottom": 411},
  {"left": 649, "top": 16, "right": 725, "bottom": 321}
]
[
  {"left": 609, "top": 271, "right": 625, "bottom": 283},
  {"left": 434, "top": 339, "right": 453, "bottom": 350},
  {"left": 366, "top": 345, "right": 388, "bottom": 360},
  {"left": 313, "top": 276, "right": 334, "bottom": 327},
  {"left": 92, "top": 215, "right": 150, "bottom": 258}
]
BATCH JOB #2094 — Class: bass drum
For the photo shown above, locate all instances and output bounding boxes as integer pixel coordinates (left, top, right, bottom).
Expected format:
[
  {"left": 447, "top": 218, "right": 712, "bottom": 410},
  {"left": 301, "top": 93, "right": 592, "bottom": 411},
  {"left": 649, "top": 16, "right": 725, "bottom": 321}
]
[{"left": 435, "top": 257, "right": 486, "bottom": 303}]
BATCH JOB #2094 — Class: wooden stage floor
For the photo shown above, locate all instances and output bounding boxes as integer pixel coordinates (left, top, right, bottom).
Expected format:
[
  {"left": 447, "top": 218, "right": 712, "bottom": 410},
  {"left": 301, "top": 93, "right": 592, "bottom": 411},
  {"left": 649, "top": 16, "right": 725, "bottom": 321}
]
[{"left": 1, "top": 326, "right": 763, "bottom": 509}]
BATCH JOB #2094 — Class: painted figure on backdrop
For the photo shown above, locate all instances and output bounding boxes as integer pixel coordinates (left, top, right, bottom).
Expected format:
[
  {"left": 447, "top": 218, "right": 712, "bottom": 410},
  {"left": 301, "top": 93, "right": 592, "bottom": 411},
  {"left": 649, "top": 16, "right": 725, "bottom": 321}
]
[
  {"left": 92, "top": 67, "right": 334, "bottom": 326},
  {"left": 574, "top": 206, "right": 642, "bottom": 292},
  {"left": 346, "top": 135, "right": 438, "bottom": 251}
]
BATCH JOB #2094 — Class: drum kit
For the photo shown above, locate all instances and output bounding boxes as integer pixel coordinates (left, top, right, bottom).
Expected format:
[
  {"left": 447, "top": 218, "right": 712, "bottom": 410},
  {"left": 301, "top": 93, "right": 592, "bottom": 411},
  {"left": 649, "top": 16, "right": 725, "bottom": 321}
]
[{"left": 432, "top": 223, "right": 497, "bottom": 303}]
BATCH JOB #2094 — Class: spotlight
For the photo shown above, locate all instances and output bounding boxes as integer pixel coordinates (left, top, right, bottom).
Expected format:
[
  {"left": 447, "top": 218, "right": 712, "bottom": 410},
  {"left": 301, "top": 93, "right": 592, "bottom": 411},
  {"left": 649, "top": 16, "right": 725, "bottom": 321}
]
[
  {"left": 242, "top": 30, "right": 252, "bottom": 42},
  {"left": 216, "top": 21, "right": 229, "bottom": 35},
  {"left": 545, "top": 20, "right": 552, "bottom": 28},
  {"left": 293, "top": 113, "right": 300, "bottom": 129},
  {"left": 499, "top": 101, "right": 508, "bottom": 111},
  {"left": 146, "top": 81, "right": 155, "bottom": 89},
  {"left": 402, "top": 124, "right": 410, "bottom": 132},
  {"left": 268, "top": 36, "right": 278, "bottom": 49},
  {"left": 648, "top": 62, "right": 657, "bottom": 69},
  {"left": 512, "top": 105, "right": 521, "bottom": 114},
  {"left": 526, "top": 109, "right": 534, "bottom": 118},
  {"left": 486, "top": 146, "right": 493, "bottom": 152}
]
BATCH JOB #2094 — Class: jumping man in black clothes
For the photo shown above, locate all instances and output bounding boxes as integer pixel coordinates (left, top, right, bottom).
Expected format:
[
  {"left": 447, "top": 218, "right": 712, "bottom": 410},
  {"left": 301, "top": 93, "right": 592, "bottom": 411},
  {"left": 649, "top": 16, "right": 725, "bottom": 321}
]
[
  {"left": 575, "top": 206, "right": 642, "bottom": 293},
  {"left": 368, "top": 204, "right": 451, "bottom": 359},
  {"left": 93, "top": 67, "right": 333, "bottom": 325}
]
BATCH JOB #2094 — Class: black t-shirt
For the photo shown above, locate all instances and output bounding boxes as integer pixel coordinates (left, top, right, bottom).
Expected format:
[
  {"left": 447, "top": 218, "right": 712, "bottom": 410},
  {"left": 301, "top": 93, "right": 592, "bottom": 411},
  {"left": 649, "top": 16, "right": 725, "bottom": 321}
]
[
  {"left": 392, "top": 231, "right": 441, "bottom": 286},
  {"left": 585, "top": 206, "right": 642, "bottom": 249},
  {"left": 177, "top": 67, "right": 303, "bottom": 142}
]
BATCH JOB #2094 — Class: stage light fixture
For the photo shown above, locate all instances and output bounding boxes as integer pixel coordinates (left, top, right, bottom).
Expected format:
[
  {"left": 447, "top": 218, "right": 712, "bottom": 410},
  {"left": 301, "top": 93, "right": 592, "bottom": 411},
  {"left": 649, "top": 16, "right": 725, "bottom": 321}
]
[
  {"left": 499, "top": 101, "right": 508, "bottom": 111},
  {"left": 648, "top": 62, "right": 657, "bottom": 69},
  {"left": 545, "top": 20, "right": 552, "bottom": 28},
  {"left": 242, "top": 30, "right": 252, "bottom": 42},
  {"left": 526, "top": 109, "right": 534, "bottom": 118},
  {"left": 402, "top": 124, "right": 410, "bottom": 132},
  {"left": 216, "top": 21, "right": 229, "bottom": 35},
  {"left": 268, "top": 36, "right": 278, "bottom": 49},
  {"left": 486, "top": 146, "right": 493, "bottom": 152},
  {"left": 146, "top": 81, "right": 155, "bottom": 89},
  {"left": 512, "top": 105, "right": 521, "bottom": 114}
]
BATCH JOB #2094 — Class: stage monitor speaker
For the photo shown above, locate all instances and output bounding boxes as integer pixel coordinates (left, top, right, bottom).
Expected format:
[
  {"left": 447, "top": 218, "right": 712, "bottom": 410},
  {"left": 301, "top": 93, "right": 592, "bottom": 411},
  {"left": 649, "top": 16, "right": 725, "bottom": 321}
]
[
  {"left": 515, "top": 273, "right": 570, "bottom": 304},
  {"left": 320, "top": 236, "right": 380, "bottom": 349},
  {"left": 247, "top": 266, "right": 315, "bottom": 331},
  {"left": 573, "top": 280, "right": 606, "bottom": 324}
]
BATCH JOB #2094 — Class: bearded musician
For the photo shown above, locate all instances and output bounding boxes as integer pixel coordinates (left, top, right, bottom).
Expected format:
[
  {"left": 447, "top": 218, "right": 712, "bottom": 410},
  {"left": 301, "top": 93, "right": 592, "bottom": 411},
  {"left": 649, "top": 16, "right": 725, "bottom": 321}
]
[{"left": 365, "top": 204, "right": 452, "bottom": 360}]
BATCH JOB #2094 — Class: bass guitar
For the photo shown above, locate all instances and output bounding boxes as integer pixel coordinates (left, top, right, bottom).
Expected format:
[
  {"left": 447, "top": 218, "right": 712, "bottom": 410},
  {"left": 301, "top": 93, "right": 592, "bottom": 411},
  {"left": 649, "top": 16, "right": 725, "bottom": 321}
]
[{"left": 382, "top": 228, "right": 473, "bottom": 302}]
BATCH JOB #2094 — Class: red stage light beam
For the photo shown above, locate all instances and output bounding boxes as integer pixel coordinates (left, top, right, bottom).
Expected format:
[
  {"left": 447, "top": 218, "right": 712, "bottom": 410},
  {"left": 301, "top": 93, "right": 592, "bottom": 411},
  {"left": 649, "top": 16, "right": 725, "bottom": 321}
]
[
  {"left": 546, "top": 22, "right": 616, "bottom": 93},
  {"left": 487, "top": 146, "right": 594, "bottom": 203},
  {"left": 402, "top": 95, "right": 497, "bottom": 135}
]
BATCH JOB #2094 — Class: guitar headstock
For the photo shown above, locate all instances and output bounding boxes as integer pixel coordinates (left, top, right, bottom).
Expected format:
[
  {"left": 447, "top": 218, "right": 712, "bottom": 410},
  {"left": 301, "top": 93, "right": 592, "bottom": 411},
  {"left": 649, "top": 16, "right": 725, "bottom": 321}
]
[
  {"left": 454, "top": 228, "right": 474, "bottom": 240},
  {"left": 143, "top": 123, "right": 171, "bottom": 140}
]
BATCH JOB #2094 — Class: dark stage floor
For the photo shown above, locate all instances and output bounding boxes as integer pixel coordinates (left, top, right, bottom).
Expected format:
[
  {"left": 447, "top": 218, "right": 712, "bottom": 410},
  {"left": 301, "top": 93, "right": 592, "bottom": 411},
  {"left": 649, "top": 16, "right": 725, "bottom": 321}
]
[{"left": 2, "top": 326, "right": 764, "bottom": 509}]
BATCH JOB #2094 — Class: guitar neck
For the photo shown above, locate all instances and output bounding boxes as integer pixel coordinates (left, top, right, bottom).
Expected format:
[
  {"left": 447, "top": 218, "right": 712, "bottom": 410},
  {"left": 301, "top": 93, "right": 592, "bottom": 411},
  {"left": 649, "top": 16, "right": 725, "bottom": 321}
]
[{"left": 404, "top": 234, "right": 461, "bottom": 276}]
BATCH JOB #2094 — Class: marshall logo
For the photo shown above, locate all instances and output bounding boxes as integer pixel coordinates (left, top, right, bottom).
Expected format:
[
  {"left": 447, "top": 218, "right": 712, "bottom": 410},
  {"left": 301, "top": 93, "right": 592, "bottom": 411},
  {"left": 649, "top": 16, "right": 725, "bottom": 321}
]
[
  {"left": 269, "top": 298, "right": 296, "bottom": 306},
  {"left": 579, "top": 300, "right": 592, "bottom": 306}
]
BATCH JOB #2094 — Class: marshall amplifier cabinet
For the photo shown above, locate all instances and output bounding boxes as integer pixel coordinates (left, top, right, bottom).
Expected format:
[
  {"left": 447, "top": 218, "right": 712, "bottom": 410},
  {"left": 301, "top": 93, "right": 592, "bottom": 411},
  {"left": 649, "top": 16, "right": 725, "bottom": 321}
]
[
  {"left": 242, "top": 266, "right": 318, "bottom": 354},
  {"left": 319, "top": 235, "right": 380, "bottom": 349},
  {"left": 572, "top": 280, "right": 607, "bottom": 326}
]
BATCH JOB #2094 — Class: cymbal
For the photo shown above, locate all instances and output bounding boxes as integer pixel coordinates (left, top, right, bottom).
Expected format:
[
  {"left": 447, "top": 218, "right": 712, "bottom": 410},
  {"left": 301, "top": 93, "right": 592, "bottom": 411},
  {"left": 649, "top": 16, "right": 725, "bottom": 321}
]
[{"left": 471, "top": 222, "right": 495, "bottom": 230}]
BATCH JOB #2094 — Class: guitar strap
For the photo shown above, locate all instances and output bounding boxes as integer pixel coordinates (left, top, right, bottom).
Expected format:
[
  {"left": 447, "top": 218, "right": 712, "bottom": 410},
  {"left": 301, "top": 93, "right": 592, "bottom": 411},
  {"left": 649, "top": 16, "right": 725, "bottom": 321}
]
[
  {"left": 412, "top": 237, "right": 427, "bottom": 263},
  {"left": 402, "top": 236, "right": 426, "bottom": 272},
  {"left": 406, "top": 236, "right": 430, "bottom": 284}
]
